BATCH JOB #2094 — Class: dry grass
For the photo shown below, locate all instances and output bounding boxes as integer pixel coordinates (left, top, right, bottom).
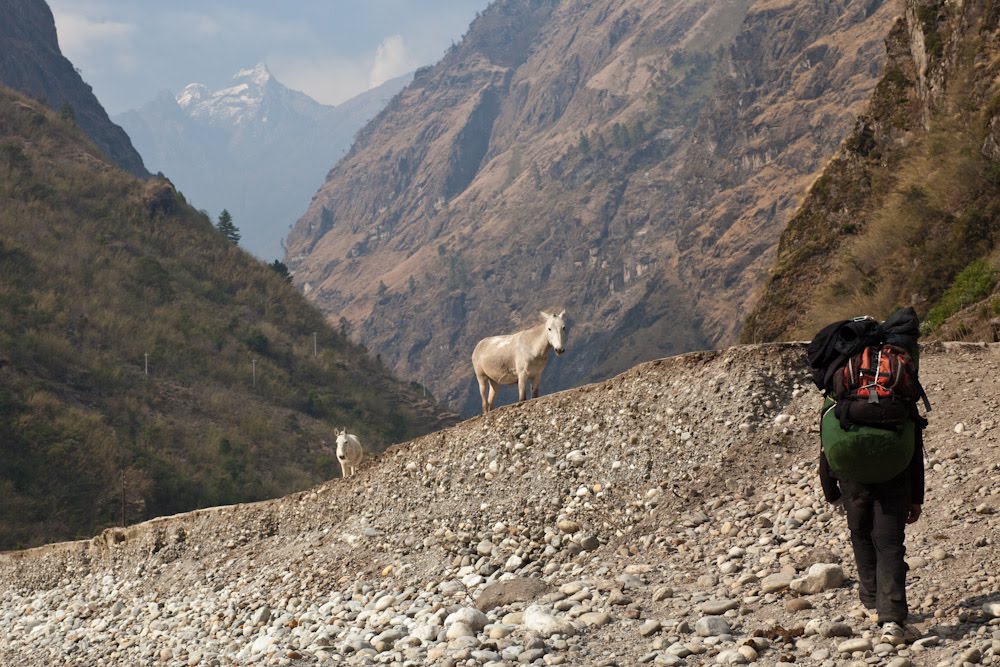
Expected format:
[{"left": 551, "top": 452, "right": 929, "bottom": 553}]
[
  {"left": 0, "top": 89, "right": 449, "bottom": 550},
  {"left": 801, "top": 84, "right": 999, "bottom": 335}
]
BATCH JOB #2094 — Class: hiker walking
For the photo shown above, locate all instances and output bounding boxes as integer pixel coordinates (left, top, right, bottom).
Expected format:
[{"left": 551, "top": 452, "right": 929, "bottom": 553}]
[{"left": 806, "top": 307, "right": 931, "bottom": 645}]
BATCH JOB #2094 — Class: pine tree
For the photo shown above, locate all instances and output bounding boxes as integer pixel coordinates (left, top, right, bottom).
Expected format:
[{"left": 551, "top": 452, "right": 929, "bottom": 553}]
[
  {"left": 269, "top": 260, "right": 292, "bottom": 283},
  {"left": 216, "top": 209, "right": 240, "bottom": 245},
  {"left": 58, "top": 102, "right": 75, "bottom": 125}
]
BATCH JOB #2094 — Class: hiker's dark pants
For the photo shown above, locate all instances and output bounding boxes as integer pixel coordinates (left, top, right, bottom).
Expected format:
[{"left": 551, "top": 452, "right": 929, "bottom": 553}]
[{"left": 840, "top": 476, "right": 910, "bottom": 624}]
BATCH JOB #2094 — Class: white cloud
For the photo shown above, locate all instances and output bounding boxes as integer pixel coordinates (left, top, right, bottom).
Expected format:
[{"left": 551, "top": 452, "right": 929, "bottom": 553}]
[
  {"left": 274, "top": 35, "right": 417, "bottom": 106},
  {"left": 51, "top": 11, "right": 135, "bottom": 58},
  {"left": 370, "top": 35, "right": 415, "bottom": 89},
  {"left": 111, "top": 51, "right": 139, "bottom": 75},
  {"left": 271, "top": 34, "right": 419, "bottom": 107},
  {"left": 186, "top": 13, "right": 223, "bottom": 38},
  {"left": 166, "top": 10, "right": 305, "bottom": 41},
  {"left": 269, "top": 55, "right": 371, "bottom": 106},
  {"left": 45, "top": 1, "right": 486, "bottom": 113}
]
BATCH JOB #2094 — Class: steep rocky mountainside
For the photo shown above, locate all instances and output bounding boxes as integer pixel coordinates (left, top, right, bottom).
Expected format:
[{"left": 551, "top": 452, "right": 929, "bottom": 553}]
[
  {"left": 286, "top": 0, "right": 895, "bottom": 415},
  {"left": 114, "top": 66, "right": 410, "bottom": 260},
  {"left": 0, "top": 86, "right": 455, "bottom": 550},
  {"left": 743, "top": 0, "right": 1000, "bottom": 343},
  {"left": 2, "top": 342, "right": 998, "bottom": 666},
  {"left": 0, "top": 0, "right": 148, "bottom": 177}
]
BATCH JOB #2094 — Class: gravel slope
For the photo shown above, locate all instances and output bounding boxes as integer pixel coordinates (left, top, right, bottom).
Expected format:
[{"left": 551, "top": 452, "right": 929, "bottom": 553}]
[{"left": 1, "top": 342, "right": 998, "bottom": 666}]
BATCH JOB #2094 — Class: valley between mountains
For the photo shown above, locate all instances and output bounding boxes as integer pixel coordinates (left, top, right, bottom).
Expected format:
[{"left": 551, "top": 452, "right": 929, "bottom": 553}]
[{"left": 2, "top": 342, "right": 998, "bottom": 666}]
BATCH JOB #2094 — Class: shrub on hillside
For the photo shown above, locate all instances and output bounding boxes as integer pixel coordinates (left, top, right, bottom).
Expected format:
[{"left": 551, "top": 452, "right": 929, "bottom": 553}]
[{"left": 924, "top": 258, "right": 998, "bottom": 331}]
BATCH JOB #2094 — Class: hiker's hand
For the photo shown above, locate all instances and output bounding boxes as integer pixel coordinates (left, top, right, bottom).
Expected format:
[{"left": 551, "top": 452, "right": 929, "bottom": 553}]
[{"left": 907, "top": 504, "right": 922, "bottom": 524}]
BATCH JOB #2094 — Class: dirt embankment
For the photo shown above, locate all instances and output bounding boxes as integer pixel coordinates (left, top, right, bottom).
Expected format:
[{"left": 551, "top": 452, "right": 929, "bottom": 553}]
[{"left": 2, "top": 342, "right": 998, "bottom": 666}]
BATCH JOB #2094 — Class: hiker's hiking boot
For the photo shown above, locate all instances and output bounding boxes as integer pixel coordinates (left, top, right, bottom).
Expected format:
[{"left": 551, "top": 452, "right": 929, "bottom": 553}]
[{"left": 879, "top": 621, "right": 920, "bottom": 645}]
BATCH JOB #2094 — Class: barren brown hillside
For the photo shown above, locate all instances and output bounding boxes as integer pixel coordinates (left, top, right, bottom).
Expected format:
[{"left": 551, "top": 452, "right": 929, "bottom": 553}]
[
  {"left": 286, "top": 0, "right": 895, "bottom": 414},
  {"left": 743, "top": 0, "right": 1000, "bottom": 344},
  {"left": 3, "top": 342, "right": 998, "bottom": 666}
]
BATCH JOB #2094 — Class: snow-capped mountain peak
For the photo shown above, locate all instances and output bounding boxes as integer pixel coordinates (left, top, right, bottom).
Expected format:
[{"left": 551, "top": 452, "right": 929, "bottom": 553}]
[
  {"left": 176, "top": 83, "right": 208, "bottom": 110},
  {"left": 233, "top": 63, "right": 272, "bottom": 87},
  {"left": 175, "top": 63, "right": 319, "bottom": 128},
  {"left": 115, "top": 69, "right": 413, "bottom": 259}
]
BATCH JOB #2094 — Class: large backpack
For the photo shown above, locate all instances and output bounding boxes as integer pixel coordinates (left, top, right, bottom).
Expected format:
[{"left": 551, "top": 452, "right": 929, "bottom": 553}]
[
  {"left": 832, "top": 343, "right": 929, "bottom": 430},
  {"left": 820, "top": 397, "right": 917, "bottom": 484},
  {"left": 807, "top": 307, "right": 930, "bottom": 483}
]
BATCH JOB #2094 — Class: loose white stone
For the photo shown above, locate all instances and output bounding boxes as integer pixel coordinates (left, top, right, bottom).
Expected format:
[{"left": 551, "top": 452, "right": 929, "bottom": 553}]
[
  {"left": 790, "top": 563, "right": 844, "bottom": 594},
  {"left": 652, "top": 586, "right": 674, "bottom": 601},
  {"left": 445, "top": 621, "right": 476, "bottom": 639},
  {"left": 761, "top": 573, "right": 794, "bottom": 594},
  {"left": 837, "top": 638, "right": 872, "bottom": 653},
  {"left": 523, "top": 606, "right": 575, "bottom": 638},
  {"left": 715, "top": 648, "right": 749, "bottom": 664},
  {"left": 505, "top": 555, "right": 524, "bottom": 571},
  {"left": 557, "top": 520, "right": 580, "bottom": 534},
  {"left": 411, "top": 623, "right": 440, "bottom": 642},
  {"left": 695, "top": 616, "right": 731, "bottom": 637},
  {"left": 912, "top": 635, "right": 940, "bottom": 649},
  {"left": 446, "top": 607, "right": 489, "bottom": 632},
  {"left": 793, "top": 508, "right": 814, "bottom": 523},
  {"left": 639, "top": 620, "right": 661, "bottom": 636},
  {"left": 700, "top": 599, "right": 739, "bottom": 615},
  {"left": 577, "top": 612, "right": 611, "bottom": 627},
  {"left": 250, "top": 634, "right": 276, "bottom": 656}
]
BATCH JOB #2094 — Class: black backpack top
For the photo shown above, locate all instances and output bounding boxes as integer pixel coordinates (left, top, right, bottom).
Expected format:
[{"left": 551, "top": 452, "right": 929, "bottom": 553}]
[{"left": 806, "top": 307, "right": 921, "bottom": 394}]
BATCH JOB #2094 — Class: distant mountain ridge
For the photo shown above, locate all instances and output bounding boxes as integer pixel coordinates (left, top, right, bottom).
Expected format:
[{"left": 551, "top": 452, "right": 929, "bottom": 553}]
[
  {"left": 115, "top": 65, "right": 411, "bottom": 260},
  {"left": 176, "top": 64, "right": 334, "bottom": 129},
  {"left": 285, "top": 0, "right": 896, "bottom": 415},
  {"left": 0, "top": 0, "right": 148, "bottom": 177}
]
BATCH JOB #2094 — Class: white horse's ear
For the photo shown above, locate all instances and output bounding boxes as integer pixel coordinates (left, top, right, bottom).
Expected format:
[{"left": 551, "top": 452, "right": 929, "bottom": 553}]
[
  {"left": 540, "top": 310, "right": 551, "bottom": 319},
  {"left": 557, "top": 310, "right": 565, "bottom": 318}
]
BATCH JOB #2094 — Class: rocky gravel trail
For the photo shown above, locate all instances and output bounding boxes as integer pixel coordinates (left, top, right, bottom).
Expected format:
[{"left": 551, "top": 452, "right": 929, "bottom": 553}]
[{"left": 2, "top": 342, "right": 999, "bottom": 667}]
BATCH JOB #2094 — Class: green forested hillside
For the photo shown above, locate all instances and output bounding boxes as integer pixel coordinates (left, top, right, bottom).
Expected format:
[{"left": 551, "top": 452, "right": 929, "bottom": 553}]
[
  {"left": 742, "top": 1, "right": 1000, "bottom": 342},
  {"left": 0, "top": 88, "right": 454, "bottom": 550}
]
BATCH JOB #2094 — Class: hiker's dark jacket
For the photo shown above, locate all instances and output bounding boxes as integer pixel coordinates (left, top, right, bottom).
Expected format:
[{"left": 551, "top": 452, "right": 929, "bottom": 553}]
[{"left": 819, "top": 430, "right": 925, "bottom": 504}]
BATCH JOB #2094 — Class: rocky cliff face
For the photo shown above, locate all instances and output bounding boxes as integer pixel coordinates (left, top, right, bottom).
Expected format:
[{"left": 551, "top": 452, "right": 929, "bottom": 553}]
[
  {"left": 0, "top": 0, "right": 148, "bottom": 177},
  {"left": 743, "top": 0, "right": 1000, "bottom": 342},
  {"left": 286, "top": 0, "right": 896, "bottom": 414},
  {"left": 115, "top": 66, "right": 410, "bottom": 259}
]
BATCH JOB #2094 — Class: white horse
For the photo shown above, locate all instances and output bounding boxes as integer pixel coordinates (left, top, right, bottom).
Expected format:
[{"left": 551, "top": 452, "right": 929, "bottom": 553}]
[
  {"left": 472, "top": 310, "right": 567, "bottom": 414},
  {"left": 335, "top": 429, "right": 363, "bottom": 478}
]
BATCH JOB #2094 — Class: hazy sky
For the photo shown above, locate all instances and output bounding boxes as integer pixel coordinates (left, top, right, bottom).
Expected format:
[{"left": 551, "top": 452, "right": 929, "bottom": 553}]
[{"left": 48, "top": 0, "right": 490, "bottom": 114}]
